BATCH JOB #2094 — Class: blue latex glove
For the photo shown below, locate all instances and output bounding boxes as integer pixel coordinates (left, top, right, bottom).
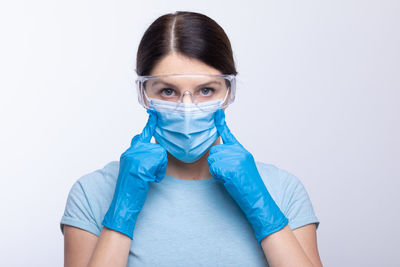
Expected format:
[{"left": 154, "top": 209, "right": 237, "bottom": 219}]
[
  {"left": 102, "top": 109, "right": 168, "bottom": 239},
  {"left": 207, "top": 109, "right": 289, "bottom": 244}
]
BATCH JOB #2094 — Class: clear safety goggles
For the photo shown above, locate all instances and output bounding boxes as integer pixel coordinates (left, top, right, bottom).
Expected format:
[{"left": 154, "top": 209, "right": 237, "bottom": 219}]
[{"left": 135, "top": 74, "right": 236, "bottom": 112}]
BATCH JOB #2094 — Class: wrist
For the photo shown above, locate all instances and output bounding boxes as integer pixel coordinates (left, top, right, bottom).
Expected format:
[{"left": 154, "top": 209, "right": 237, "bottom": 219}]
[
  {"left": 253, "top": 215, "right": 289, "bottom": 244},
  {"left": 101, "top": 215, "right": 138, "bottom": 240}
]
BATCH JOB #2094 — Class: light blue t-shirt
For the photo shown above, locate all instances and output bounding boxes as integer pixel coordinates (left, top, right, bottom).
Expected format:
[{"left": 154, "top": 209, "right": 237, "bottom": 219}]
[{"left": 60, "top": 160, "right": 320, "bottom": 266}]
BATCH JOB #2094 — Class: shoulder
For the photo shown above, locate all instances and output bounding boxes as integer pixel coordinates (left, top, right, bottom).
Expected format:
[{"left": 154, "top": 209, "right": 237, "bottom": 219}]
[
  {"left": 74, "top": 160, "right": 120, "bottom": 210},
  {"left": 255, "top": 161, "right": 302, "bottom": 196},
  {"left": 61, "top": 161, "right": 120, "bottom": 236},
  {"left": 76, "top": 161, "right": 120, "bottom": 191}
]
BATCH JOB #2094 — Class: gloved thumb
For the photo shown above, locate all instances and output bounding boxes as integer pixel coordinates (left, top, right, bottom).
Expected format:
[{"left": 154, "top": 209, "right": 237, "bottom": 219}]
[
  {"left": 214, "top": 109, "right": 238, "bottom": 145},
  {"left": 135, "top": 109, "right": 157, "bottom": 144}
]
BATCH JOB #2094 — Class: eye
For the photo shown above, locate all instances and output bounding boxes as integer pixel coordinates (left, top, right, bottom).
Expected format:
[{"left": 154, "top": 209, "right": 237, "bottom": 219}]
[
  {"left": 199, "top": 87, "right": 215, "bottom": 96},
  {"left": 160, "top": 88, "right": 176, "bottom": 97}
]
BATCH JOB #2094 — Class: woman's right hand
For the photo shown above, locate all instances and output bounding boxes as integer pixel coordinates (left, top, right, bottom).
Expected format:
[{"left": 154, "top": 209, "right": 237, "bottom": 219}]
[{"left": 102, "top": 109, "right": 168, "bottom": 240}]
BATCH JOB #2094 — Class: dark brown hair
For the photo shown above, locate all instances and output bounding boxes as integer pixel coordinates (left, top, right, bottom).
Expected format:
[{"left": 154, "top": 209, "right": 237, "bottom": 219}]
[{"left": 135, "top": 11, "right": 238, "bottom": 76}]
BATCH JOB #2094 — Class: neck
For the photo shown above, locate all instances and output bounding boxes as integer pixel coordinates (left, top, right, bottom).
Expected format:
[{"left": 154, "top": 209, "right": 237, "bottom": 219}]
[{"left": 158, "top": 137, "right": 221, "bottom": 180}]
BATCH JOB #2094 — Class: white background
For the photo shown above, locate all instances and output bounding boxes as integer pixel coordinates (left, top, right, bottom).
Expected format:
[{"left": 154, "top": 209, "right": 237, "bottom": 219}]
[{"left": 1, "top": 0, "right": 399, "bottom": 266}]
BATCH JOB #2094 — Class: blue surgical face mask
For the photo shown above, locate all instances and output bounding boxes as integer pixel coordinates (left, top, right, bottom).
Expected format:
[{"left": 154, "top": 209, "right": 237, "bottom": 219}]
[{"left": 148, "top": 98, "right": 222, "bottom": 163}]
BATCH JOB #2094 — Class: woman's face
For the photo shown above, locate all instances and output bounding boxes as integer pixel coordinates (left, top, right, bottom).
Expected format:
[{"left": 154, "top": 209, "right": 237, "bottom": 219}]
[{"left": 149, "top": 52, "right": 225, "bottom": 150}]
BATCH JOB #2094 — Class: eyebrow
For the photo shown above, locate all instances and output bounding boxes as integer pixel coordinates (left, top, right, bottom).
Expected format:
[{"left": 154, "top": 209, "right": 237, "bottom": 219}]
[{"left": 151, "top": 80, "right": 222, "bottom": 87}]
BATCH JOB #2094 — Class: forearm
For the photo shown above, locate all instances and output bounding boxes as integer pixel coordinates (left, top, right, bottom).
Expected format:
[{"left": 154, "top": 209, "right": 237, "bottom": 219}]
[
  {"left": 87, "top": 227, "right": 132, "bottom": 267},
  {"left": 261, "top": 224, "right": 315, "bottom": 267}
]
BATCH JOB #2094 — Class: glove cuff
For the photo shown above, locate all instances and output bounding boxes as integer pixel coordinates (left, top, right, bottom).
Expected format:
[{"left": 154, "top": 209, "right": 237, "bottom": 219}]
[
  {"left": 101, "top": 207, "right": 140, "bottom": 240},
  {"left": 254, "top": 215, "right": 289, "bottom": 244},
  {"left": 101, "top": 216, "right": 136, "bottom": 240},
  {"left": 244, "top": 187, "right": 290, "bottom": 244}
]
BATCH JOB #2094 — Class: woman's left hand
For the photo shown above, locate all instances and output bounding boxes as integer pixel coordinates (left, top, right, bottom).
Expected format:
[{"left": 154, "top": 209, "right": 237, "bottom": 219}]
[{"left": 207, "top": 109, "right": 289, "bottom": 244}]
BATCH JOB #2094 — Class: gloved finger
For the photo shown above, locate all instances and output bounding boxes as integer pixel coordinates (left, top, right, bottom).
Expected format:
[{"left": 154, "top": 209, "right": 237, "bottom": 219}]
[
  {"left": 208, "top": 146, "right": 242, "bottom": 166},
  {"left": 209, "top": 142, "right": 241, "bottom": 156},
  {"left": 208, "top": 144, "right": 223, "bottom": 156},
  {"left": 207, "top": 151, "right": 217, "bottom": 166},
  {"left": 208, "top": 160, "right": 228, "bottom": 183},
  {"left": 133, "top": 109, "right": 158, "bottom": 145},
  {"left": 214, "top": 109, "right": 239, "bottom": 145}
]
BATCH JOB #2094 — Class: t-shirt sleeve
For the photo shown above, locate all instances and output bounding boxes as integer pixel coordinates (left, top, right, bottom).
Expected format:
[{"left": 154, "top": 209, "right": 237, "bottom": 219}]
[
  {"left": 60, "top": 180, "right": 102, "bottom": 237},
  {"left": 282, "top": 172, "right": 320, "bottom": 231}
]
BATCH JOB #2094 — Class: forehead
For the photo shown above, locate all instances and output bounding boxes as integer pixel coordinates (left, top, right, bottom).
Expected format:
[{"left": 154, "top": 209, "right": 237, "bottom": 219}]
[{"left": 149, "top": 52, "right": 222, "bottom": 76}]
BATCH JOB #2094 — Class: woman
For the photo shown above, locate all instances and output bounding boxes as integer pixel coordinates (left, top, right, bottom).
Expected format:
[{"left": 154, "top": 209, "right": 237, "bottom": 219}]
[{"left": 60, "top": 11, "right": 322, "bottom": 267}]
